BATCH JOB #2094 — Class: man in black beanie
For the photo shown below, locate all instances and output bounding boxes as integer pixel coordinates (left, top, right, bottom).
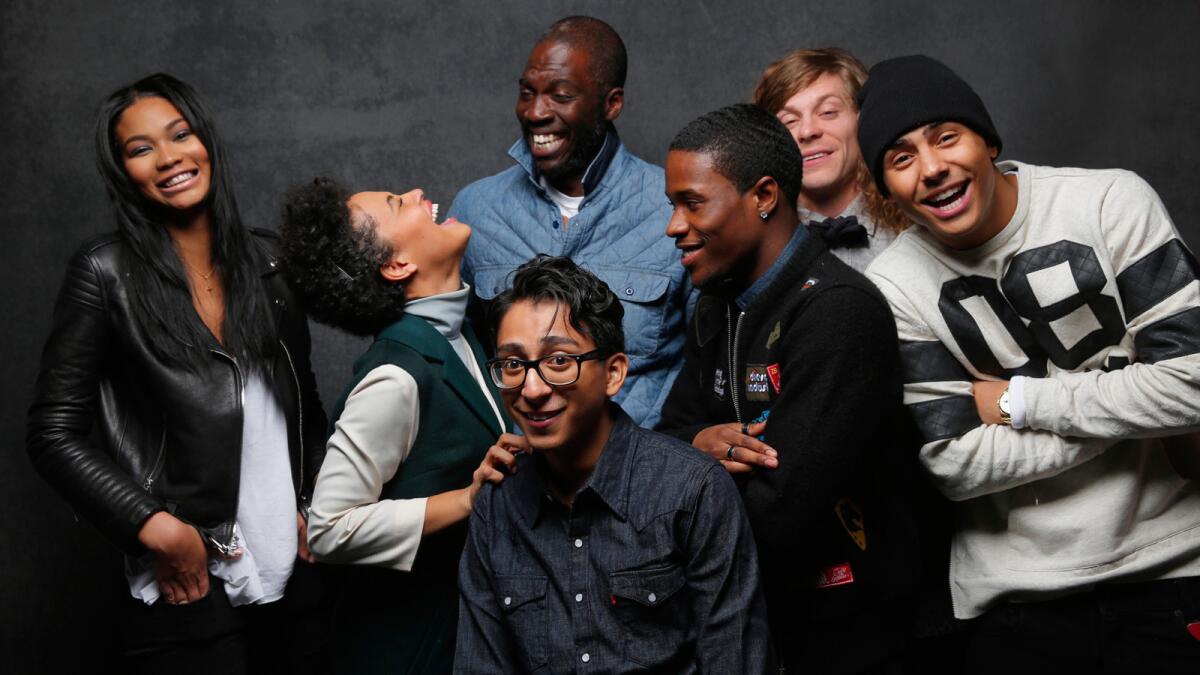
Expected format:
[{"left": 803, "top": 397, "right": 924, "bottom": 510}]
[{"left": 861, "top": 54, "right": 1200, "bottom": 672}]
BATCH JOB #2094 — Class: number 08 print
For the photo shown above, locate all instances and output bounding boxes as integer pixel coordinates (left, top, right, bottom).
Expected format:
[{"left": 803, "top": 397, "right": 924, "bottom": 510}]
[{"left": 939, "top": 240, "right": 1126, "bottom": 377}]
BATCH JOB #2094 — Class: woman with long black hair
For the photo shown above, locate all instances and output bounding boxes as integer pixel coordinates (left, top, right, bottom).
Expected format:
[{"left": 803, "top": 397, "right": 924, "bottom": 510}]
[{"left": 26, "top": 73, "right": 327, "bottom": 672}]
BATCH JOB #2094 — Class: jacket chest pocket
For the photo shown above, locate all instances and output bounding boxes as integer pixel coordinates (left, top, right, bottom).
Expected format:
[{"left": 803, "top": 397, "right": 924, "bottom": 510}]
[
  {"left": 495, "top": 575, "right": 549, "bottom": 670},
  {"left": 590, "top": 266, "right": 672, "bottom": 359},
  {"left": 608, "top": 564, "right": 690, "bottom": 667}
]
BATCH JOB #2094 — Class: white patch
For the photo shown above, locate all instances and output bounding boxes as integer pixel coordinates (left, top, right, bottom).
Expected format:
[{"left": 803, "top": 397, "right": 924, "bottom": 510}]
[
  {"left": 959, "top": 294, "right": 1032, "bottom": 370},
  {"left": 1026, "top": 261, "right": 1079, "bottom": 308},
  {"left": 1049, "top": 305, "right": 1104, "bottom": 351}
]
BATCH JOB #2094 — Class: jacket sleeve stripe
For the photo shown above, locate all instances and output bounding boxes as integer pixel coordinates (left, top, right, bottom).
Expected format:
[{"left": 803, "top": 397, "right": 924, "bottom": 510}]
[
  {"left": 908, "top": 395, "right": 981, "bottom": 443},
  {"left": 1134, "top": 305, "right": 1200, "bottom": 364},
  {"left": 1117, "top": 239, "right": 1200, "bottom": 321},
  {"left": 899, "top": 339, "right": 972, "bottom": 384}
]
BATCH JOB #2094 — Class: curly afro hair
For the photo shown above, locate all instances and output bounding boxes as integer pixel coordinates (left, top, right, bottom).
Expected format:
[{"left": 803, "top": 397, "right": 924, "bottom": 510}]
[
  {"left": 279, "top": 177, "right": 407, "bottom": 336},
  {"left": 488, "top": 255, "right": 625, "bottom": 356}
]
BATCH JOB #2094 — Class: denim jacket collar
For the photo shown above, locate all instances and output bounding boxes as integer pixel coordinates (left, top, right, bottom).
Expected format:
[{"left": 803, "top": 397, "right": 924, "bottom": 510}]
[
  {"left": 736, "top": 224, "right": 810, "bottom": 310},
  {"left": 506, "top": 128, "right": 622, "bottom": 200},
  {"left": 512, "top": 404, "right": 635, "bottom": 525}
]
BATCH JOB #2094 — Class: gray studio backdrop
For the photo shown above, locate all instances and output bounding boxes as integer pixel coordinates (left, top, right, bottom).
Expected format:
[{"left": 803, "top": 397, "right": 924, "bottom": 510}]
[{"left": 2, "top": 0, "right": 1198, "bottom": 669}]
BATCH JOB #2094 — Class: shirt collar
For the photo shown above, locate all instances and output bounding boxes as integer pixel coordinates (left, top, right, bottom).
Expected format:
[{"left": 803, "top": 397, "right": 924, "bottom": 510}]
[
  {"left": 507, "top": 129, "right": 622, "bottom": 198},
  {"left": 511, "top": 404, "right": 637, "bottom": 525},
  {"left": 735, "top": 225, "right": 810, "bottom": 310}
]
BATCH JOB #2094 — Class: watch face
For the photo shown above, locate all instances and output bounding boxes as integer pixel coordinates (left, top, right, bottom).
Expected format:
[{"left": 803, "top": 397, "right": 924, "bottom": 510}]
[{"left": 998, "top": 390, "right": 1011, "bottom": 416}]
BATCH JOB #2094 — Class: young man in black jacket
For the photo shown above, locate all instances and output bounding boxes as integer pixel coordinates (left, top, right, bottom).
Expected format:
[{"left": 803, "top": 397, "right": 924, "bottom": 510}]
[{"left": 657, "top": 104, "right": 919, "bottom": 673}]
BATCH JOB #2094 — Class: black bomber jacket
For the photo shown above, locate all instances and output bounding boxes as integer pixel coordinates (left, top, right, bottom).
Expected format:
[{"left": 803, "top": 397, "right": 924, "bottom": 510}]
[
  {"left": 658, "top": 234, "right": 922, "bottom": 670},
  {"left": 27, "top": 229, "right": 327, "bottom": 555}
]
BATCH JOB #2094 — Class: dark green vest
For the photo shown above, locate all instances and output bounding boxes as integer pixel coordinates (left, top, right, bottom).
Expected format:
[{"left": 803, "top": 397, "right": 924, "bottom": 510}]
[{"left": 329, "top": 314, "right": 509, "bottom": 674}]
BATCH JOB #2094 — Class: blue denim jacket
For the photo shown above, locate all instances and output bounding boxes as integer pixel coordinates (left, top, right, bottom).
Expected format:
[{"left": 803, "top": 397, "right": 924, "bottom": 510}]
[
  {"left": 448, "top": 132, "right": 694, "bottom": 428},
  {"left": 455, "top": 406, "right": 772, "bottom": 673}
]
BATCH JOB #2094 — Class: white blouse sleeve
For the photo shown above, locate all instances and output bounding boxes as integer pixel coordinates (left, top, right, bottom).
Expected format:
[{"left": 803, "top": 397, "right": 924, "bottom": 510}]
[{"left": 306, "top": 364, "right": 427, "bottom": 572}]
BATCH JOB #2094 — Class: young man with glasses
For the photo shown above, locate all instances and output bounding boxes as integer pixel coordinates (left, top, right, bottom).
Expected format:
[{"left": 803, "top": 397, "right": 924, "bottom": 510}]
[{"left": 454, "top": 255, "right": 771, "bottom": 674}]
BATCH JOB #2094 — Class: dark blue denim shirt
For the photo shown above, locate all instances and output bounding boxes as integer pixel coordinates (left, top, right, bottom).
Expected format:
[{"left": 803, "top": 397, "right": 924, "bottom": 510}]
[
  {"left": 736, "top": 225, "right": 811, "bottom": 311},
  {"left": 455, "top": 407, "right": 772, "bottom": 674},
  {"left": 447, "top": 132, "right": 696, "bottom": 428}
]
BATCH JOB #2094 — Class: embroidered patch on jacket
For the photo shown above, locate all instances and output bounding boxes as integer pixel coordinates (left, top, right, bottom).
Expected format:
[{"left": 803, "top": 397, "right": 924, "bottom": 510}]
[
  {"left": 745, "top": 365, "right": 770, "bottom": 402},
  {"left": 836, "top": 497, "right": 867, "bottom": 551},
  {"left": 712, "top": 368, "right": 726, "bottom": 400},
  {"left": 815, "top": 562, "right": 855, "bottom": 588},
  {"left": 766, "top": 363, "right": 781, "bottom": 393},
  {"left": 765, "top": 321, "right": 782, "bottom": 349},
  {"left": 801, "top": 277, "right": 819, "bottom": 290}
]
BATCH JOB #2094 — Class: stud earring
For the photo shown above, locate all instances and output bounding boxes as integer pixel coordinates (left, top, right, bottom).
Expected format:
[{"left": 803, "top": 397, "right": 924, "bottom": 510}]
[{"left": 759, "top": 211, "right": 769, "bottom": 221}]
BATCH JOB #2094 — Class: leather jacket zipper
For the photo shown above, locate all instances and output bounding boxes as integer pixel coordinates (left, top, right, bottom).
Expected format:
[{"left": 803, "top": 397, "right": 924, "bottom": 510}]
[
  {"left": 727, "top": 307, "right": 746, "bottom": 425},
  {"left": 208, "top": 347, "right": 243, "bottom": 552},
  {"left": 278, "top": 339, "right": 304, "bottom": 496},
  {"left": 142, "top": 428, "right": 167, "bottom": 492}
]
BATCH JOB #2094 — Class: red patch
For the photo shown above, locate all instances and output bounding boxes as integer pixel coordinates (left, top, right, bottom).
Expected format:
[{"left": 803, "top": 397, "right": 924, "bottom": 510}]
[
  {"left": 815, "top": 563, "right": 855, "bottom": 588},
  {"left": 611, "top": 593, "right": 618, "bottom": 607},
  {"left": 766, "top": 363, "right": 781, "bottom": 393},
  {"left": 1188, "top": 622, "right": 1200, "bottom": 641}
]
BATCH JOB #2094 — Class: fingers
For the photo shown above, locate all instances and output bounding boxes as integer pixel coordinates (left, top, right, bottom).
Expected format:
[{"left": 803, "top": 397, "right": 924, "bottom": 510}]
[
  {"left": 158, "top": 568, "right": 208, "bottom": 605},
  {"left": 719, "top": 459, "right": 757, "bottom": 474},
  {"left": 727, "top": 444, "right": 778, "bottom": 469},
  {"left": 187, "top": 571, "right": 209, "bottom": 602},
  {"left": 495, "top": 433, "right": 532, "bottom": 453},
  {"left": 734, "top": 434, "right": 778, "bottom": 462},
  {"left": 484, "top": 445, "right": 518, "bottom": 475},
  {"left": 159, "top": 578, "right": 185, "bottom": 605},
  {"left": 297, "top": 513, "right": 315, "bottom": 563}
]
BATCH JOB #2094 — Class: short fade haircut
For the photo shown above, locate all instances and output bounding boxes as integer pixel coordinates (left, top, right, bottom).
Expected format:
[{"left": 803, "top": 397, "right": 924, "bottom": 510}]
[
  {"left": 669, "top": 103, "right": 804, "bottom": 206},
  {"left": 752, "top": 47, "right": 868, "bottom": 115},
  {"left": 539, "top": 15, "right": 627, "bottom": 92},
  {"left": 489, "top": 255, "right": 625, "bottom": 357},
  {"left": 279, "top": 177, "right": 407, "bottom": 336}
]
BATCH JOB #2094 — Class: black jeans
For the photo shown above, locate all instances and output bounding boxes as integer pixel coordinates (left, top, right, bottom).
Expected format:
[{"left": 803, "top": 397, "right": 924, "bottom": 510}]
[
  {"left": 965, "top": 576, "right": 1200, "bottom": 674},
  {"left": 120, "top": 561, "right": 334, "bottom": 675}
]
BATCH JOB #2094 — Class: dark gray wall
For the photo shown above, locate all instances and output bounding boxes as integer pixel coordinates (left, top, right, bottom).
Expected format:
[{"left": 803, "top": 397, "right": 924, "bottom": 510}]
[{"left": 2, "top": 0, "right": 1198, "bottom": 669}]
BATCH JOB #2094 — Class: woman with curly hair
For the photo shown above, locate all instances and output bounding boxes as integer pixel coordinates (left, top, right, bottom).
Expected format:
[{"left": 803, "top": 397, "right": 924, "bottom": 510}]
[
  {"left": 279, "top": 177, "right": 518, "bottom": 674},
  {"left": 26, "top": 73, "right": 328, "bottom": 672},
  {"left": 753, "top": 48, "right": 909, "bottom": 271}
]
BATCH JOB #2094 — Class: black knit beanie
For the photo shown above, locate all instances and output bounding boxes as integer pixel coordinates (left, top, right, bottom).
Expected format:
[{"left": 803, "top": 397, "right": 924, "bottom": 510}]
[{"left": 856, "top": 55, "right": 1002, "bottom": 196}]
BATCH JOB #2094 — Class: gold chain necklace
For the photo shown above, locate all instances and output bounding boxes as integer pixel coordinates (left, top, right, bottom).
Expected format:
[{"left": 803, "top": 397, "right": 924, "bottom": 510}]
[{"left": 182, "top": 259, "right": 217, "bottom": 294}]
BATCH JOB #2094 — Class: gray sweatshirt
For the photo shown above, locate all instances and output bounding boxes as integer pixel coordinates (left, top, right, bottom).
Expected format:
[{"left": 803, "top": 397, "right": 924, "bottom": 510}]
[{"left": 866, "top": 161, "right": 1200, "bottom": 618}]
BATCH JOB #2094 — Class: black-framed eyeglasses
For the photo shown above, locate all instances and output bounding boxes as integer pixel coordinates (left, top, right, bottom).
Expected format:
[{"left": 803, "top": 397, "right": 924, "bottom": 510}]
[{"left": 486, "top": 350, "right": 606, "bottom": 390}]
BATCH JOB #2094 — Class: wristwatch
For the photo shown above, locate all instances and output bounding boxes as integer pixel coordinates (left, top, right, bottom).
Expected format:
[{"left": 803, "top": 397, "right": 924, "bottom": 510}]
[{"left": 997, "top": 387, "right": 1012, "bottom": 426}]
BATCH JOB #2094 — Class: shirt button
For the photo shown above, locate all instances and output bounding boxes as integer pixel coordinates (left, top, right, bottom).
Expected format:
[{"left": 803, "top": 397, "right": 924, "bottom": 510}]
[
  {"left": 575, "top": 593, "right": 583, "bottom": 603},
  {"left": 503, "top": 597, "right": 512, "bottom": 606},
  {"left": 574, "top": 538, "right": 583, "bottom": 548},
  {"left": 581, "top": 653, "right": 591, "bottom": 663},
  {"left": 648, "top": 592, "right": 657, "bottom": 603}
]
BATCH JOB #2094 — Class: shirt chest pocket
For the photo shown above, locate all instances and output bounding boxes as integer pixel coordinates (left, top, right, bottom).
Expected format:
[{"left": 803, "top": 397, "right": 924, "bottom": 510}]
[
  {"left": 590, "top": 266, "right": 672, "bottom": 359},
  {"left": 495, "top": 574, "right": 549, "bottom": 670},
  {"left": 608, "top": 564, "right": 691, "bottom": 667}
]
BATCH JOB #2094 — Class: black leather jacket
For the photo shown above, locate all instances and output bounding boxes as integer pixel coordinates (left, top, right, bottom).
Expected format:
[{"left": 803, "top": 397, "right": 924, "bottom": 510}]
[{"left": 27, "top": 229, "right": 327, "bottom": 555}]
